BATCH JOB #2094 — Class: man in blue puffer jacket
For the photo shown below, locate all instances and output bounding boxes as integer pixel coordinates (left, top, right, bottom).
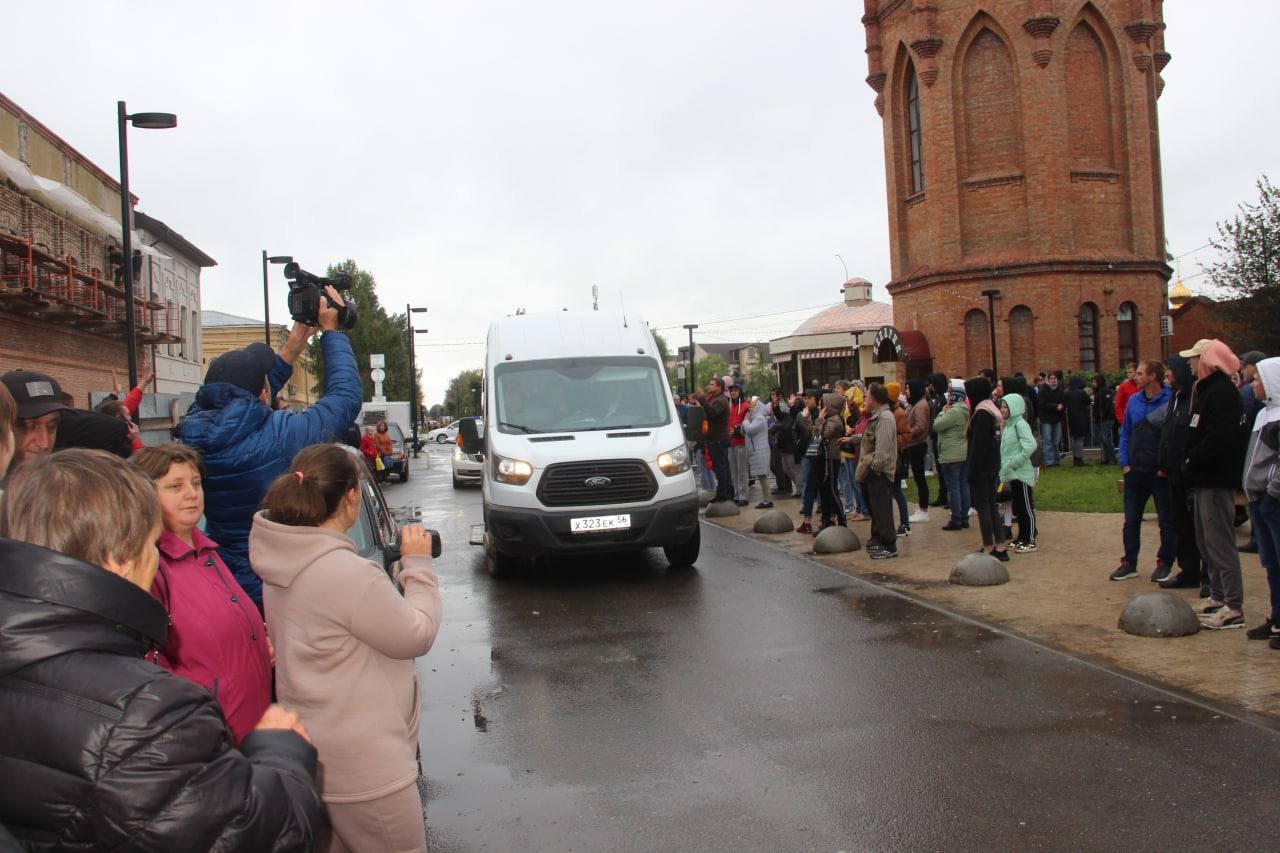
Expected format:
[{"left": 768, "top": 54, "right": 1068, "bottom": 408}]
[
  {"left": 181, "top": 289, "right": 362, "bottom": 606},
  {"left": 1111, "top": 359, "right": 1174, "bottom": 583}
]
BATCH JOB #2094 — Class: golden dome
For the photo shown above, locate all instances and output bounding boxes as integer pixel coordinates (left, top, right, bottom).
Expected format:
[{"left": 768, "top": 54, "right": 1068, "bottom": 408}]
[{"left": 1169, "top": 262, "right": 1191, "bottom": 308}]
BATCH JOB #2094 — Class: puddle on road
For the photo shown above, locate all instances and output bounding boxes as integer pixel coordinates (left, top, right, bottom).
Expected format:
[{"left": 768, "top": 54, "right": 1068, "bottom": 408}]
[{"left": 813, "top": 584, "right": 999, "bottom": 648}]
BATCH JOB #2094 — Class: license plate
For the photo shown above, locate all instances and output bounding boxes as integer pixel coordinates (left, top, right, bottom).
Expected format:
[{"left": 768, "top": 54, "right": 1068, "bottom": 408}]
[{"left": 570, "top": 514, "right": 632, "bottom": 533}]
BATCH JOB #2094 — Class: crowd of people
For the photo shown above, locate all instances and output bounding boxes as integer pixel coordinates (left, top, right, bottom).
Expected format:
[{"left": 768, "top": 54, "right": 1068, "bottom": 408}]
[
  {"left": 679, "top": 338, "right": 1279, "bottom": 636},
  {"left": 0, "top": 286, "right": 443, "bottom": 851}
]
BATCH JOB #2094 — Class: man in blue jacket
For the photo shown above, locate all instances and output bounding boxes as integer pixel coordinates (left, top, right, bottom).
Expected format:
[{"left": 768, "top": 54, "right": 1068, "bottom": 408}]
[
  {"left": 180, "top": 287, "right": 363, "bottom": 606},
  {"left": 1111, "top": 359, "right": 1174, "bottom": 582}
]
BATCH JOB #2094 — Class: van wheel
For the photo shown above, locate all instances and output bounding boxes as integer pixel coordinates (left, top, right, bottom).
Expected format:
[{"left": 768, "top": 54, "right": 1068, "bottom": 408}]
[
  {"left": 662, "top": 526, "right": 700, "bottom": 568},
  {"left": 483, "top": 532, "right": 520, "bottom": 579},
  {"left": 399, "top": 466, "right": 410, "bottom": 483},
  {"left": 452, "top": 475, "right": 462, "bottom": 489}
]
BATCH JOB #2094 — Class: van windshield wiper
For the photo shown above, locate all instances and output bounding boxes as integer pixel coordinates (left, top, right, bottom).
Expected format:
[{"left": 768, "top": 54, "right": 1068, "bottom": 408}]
[{"left": 500, "top": 421, "right": 542, "bottom": 434}]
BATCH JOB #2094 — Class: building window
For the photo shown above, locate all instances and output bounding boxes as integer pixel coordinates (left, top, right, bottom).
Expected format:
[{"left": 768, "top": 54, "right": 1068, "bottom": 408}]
[
  {"left": 179, "top": 306, "right": 188, "bottom": 359},
  {"left": 1116, "top": 301, "right": 1137, "bottom": 368},
  {"left": 906, "top": 66, "right": 924, "bottom": 194},
  {"left": 190, "top": 310, "right": 198, "bottom": 362},
  {"left": 166, "top": 300, "right": 176, "bottom": 357},
  {"left": 1078, "top": 302, "right": 1099, "bottom": 374}
]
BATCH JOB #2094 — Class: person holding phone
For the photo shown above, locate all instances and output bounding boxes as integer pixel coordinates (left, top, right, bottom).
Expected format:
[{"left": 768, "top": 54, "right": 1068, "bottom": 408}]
[{"left": 250, "top": 444, "right": 442, "bottom": 853}]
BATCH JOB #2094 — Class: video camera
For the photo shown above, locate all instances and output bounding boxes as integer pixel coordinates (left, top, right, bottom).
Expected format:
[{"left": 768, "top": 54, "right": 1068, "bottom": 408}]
[{"left": 284, "top": 262, "right": 358, "bottom": 330}]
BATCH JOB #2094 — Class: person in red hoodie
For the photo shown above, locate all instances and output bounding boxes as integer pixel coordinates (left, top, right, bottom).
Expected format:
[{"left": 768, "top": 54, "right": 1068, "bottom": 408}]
[
  {"left": 359, "top": 424, "right": 379, "bottom": 473},
  {"left": 726, "top": 380, "right": 752, "bottom": 506},
  {"left": 1112, "top": 361, "right": 1140, "bottom": 425},
  {"left": 131, "top": 443, "right": 272, "bottom": 745}
]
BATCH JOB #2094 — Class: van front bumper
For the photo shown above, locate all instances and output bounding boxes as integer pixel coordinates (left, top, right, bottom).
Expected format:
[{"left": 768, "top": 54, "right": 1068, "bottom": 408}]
[{"left": 486, "top": 492, "right": 700, "bottom": 556}]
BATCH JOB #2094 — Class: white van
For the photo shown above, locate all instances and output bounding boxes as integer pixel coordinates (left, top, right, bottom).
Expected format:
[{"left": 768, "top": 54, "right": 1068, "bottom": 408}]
[{"left": 471, "top": 311, "right": 700, "bottom": 576}]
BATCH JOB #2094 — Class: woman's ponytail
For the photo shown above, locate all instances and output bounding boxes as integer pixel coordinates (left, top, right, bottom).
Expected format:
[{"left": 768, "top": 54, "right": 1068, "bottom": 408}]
[{"left": 261, "top": 445, "right": 363, "bottom": 526}]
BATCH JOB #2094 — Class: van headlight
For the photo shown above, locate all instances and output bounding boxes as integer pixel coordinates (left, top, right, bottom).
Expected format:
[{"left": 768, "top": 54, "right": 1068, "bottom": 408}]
[
  {"left": 656, "top": 444, "right": 691, "bottom": 476},
  {"left": 452, "top": 445, "right": 464, "bottom": 462},
  {"left": 493, "top": 454, "right": 534, "bottom": 485}
]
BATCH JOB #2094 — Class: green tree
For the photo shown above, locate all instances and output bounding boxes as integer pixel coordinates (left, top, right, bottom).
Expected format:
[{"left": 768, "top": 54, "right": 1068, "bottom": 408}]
[
  {"left": 1203, "top": 175, "right": 1280, "bottom": 353},
  {"left": 444, "top": 369, "right": 483, "bottom": 418},
  {"left": 694, "top": 354, "right": 728, "bottom": 392},
  {"left": 427, "top": 403, "right": 444, "bottom": 421},
  {"left": 650, "top": 328, "right": 676, "bottom": 388},
  {"left": 304, "top": 260, "right": 423, "bottom": 413},
  {"left": 742, "top": 363, "right": 779, "bottom": 398}
]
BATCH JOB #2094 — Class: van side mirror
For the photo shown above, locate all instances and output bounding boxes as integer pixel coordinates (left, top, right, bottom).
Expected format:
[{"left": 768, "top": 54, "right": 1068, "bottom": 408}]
[
  {"left": 683, "top": 407, "right": 705, "bottom": 443},
  {"left": 459, "top": 418, "right": 484, "bottom": 454}
]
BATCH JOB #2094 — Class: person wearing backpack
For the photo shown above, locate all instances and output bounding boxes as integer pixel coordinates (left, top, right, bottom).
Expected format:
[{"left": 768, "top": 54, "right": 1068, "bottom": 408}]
[{"left": 1111, "top": 360, "right": 1175, "bottom": 582}]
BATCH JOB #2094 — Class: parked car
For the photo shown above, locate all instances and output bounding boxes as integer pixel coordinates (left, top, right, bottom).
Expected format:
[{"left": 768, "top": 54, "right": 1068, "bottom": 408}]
[
  {"left": 377, "top": 421, "right": 410, "bottom": 484},
  {"left": 428, "top": 421, "right": 460, "bottom": 444},
  {"left": 337, "top": 445, "right": 402, "bottom": 578},
  {"left": 451, "top": 416, "right": 484, "bottom": 489}
]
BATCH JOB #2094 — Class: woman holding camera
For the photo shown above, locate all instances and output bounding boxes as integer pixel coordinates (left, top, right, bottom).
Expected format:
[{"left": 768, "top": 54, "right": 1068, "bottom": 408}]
[
  {"left": 0, "top": 449, "right": 323, "bottom": 850},
  {"left": 250, "top": 444, "right": 442, "bottom": 853}
]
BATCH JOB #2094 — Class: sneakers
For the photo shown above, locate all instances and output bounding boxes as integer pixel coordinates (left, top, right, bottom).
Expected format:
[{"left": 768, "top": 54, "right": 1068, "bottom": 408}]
[
  {"left": 755, "top": 501, "right": 774, "bottom": 509},
  {"left": 968, "top": 508, "right": 977, "bottom": 517},
  {"left": 795, "top": 521, "right": 813, "bottom": 534},
  {"left": 869, "top": 546, "right": 899, "bottom": 560},
  {"left": 908, "top": 510, "right": 930, "bottom": 523},
  {"left": 1158, "top": 572, "right": 1200, "bottom": 590},
  {"left": 734, "top": 499, "right": 750, "bottom": 507},
  {"left": 990, "top": 548, "right": 1010, "bottom": 562},
  {"left": 1245, "top": 619, "right": 1280, "bottom": 641},
  {"left": 1148, "top": 561, "right": 1172, "bottom": 583},
  {"left": 1199, "top": 609, "right": 1245, "bottom": 630},
  {"left": 896, "top": 523, "right": 912, "bottom": 537},
  {"left": 1013, "top": 541, "right": 1037, "bottom": 553},
  {"left": 1196, "top": 600, "right": 1225, "bottom": 616},
  {"left": 1238, "top": 542, "right": 1259, "bottom": 554},
  {"left": 941, "top": 521, "right": 964, "bottom": 531},
  {"left": 1110, "top": 561, "right": 1138, "bottom": 581}
]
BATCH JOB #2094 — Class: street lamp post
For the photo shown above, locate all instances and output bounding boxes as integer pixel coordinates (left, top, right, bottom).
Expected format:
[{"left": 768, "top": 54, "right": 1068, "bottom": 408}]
[
  {"left": 407, "top": 305, "right": 428, "bottom": 456},
  {"left": 262, "top": 253, "right": 293, "bottom": 344},
  {"left": 683, "top": 324, "right": 698, "bottom": 393},
  {"left": 981, "top": 288, "right": 1001, "bottom": 376},
  {"left": 851, "top": 330, "right": 863, "bottom": 381},
  {"left": 117, "top": 101, "right": 176, "bottom": 387}
]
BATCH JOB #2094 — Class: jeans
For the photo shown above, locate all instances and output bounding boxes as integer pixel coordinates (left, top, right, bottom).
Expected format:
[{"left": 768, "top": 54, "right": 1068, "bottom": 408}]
[
  {"left": 1192, "top": 487, "right": 1244, "bottom": 610},
  {"left": 940, "top": 461, "right": 971, "bottom": 526},
  {"left": 694, "top": 443, "right": 716, "bottom": 491},
  {"left": 707, "top": 439, "right": 732, "bottom": 500},
  {"left": 839, "top": 458, "right": 864, "bottom": 514},
  {"left": 1070, "top": 435, "right": 1085, "bottom": 462},
  {"left": 729, "top": 443, "right": 750, "bottom": 501},
  {"left": 1093, "top": 421, "right": 1115, "bottom": 463},
  {"left": 892, "top": 477, "right": 909, "bottom": 527},
  {"left": 1254, "top": 498, "right": 1280, "bottom": 623},
  {"left": 864, "top": 472, "right": 896, "bottom": 551},
  {"left": 1040, "top": 421, "right": 1062, "bottom": 466},
  {"left": 1122, "top": 470, "right": 1176, "bottom": 566},
  {"left": 801, "top": 457, "right": 821, "bottom": 517},
  {"left": 906, "top": 443, "right": 929, "bottom": 509}
]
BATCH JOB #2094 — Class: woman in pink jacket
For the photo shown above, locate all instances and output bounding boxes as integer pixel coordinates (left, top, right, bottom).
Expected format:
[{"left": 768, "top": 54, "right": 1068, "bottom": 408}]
[
  {"left": 131, "top": 444, "right": 272, "bottom": 745},
  {"left": 250, "top": 444, "right": 442, "bottom": 853}
]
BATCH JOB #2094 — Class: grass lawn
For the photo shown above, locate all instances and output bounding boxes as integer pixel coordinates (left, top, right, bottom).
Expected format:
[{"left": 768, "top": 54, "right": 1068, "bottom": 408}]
[{"left": 905, "top": 462, "right": 1143, "bottom": 514}]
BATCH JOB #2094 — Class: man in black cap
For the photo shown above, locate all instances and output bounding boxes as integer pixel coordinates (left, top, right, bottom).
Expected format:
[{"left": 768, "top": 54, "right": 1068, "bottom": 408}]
[
  {"left": 1, "top": 370, "right": 72, "bottom": 476},
  {"left": 178, "top": 288, "right": 362, "bottom": 607}
]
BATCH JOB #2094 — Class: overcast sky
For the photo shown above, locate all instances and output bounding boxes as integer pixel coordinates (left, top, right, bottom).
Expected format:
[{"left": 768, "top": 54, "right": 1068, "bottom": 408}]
[{"left": 3, "top": 1, "right": 1276, "bottom": 403}]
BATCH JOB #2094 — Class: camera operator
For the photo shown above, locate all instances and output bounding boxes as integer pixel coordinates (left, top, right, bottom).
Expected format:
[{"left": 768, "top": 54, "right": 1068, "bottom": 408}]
[{"left": 180, "top": 285, "right": 362, "bottom": 608}]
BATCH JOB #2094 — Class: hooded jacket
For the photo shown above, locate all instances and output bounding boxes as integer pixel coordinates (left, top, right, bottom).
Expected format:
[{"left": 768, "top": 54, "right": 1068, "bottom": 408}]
[
  {"left": 1090, "top": 375, "right": 1113, "bottom": 424},
  {"left": 999, "top": 393, "right": 1038, "bottom": 485},
  {"left": 0, "top": 538, "right": 322, "bottom": 851},
  {"left": 150, "top": 527, "right": 272, "bottom": 746},
  {"left": 1118, "top": 382, "right": 1172, "bottom": 474},
  {"left": 815, "top": 394, "right": 849, "bottom": 462},
  {"left": 727, "top": 395, "right": 750, "bottom": 447},
  {"left": 1158, "top": 356, "right": 1195, "bottom": 483},
  {"left": 965, "top": 378, "right": 1002, "bottom": 482},
  {"left": 249, "top": 514, "right": 442, "bottom": 803},
  {"left": 1063, "top": 375, "right": 1091, "bottom": 437},
  {"left": 180, "top": 331, "right": 363, "bottom": 605},
  {"left": 932, "top": 396, "right": 969, "bottom": 464},
  {"left": 855, "top": 404, "right": 898, "bottom": 482},
  {"left": 743, "top": 397, "right": 772, "bottom": 476},
  {"left": 1183, "top": 340, "right": 1249, "bottom": 489},
  {"left": 1243, "top": 357, "right": 1280, "bottom": 502},
  {"left": 905, "top": 379, "right": 930, "bottom": 447}
]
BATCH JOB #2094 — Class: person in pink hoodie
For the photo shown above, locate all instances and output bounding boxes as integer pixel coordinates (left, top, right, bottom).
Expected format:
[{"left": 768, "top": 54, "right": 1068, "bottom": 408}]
[
  {"left": 131, "top": 444, "right": 272, "bottom": 745},
  {"left": 250, "top": 444, "right": 442, "bottom": 853}
]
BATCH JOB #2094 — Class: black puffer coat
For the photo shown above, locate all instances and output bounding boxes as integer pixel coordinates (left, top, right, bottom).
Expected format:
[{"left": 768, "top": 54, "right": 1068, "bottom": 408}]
[{"left": 0, "top": 538, "right": 323, "bottom": 851}]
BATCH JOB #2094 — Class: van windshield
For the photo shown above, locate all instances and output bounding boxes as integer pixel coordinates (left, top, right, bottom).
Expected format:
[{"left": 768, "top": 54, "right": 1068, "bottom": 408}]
[{"left": 493, "top": 357, "right": 671, "bottom": 434}]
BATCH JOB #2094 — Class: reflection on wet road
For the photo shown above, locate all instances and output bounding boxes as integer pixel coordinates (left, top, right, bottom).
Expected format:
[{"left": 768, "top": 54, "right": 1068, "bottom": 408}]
[{"left": 393, "top": 447, "right": 1280, "bottom": 851}]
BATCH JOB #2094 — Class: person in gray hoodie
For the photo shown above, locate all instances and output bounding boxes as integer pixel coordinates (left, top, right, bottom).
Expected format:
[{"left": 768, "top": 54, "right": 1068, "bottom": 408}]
[
  {"left": 1243, "top": 357, "right": 1280, "bottom": 646},
  {"left": 250, "top": 444, "right": 442, "bottom": 853}
]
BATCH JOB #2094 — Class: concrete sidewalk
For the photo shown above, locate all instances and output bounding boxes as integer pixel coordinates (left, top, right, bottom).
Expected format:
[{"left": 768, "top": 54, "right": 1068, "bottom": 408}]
[{"left": 704, "top": 497, "right": 1280, "bottom": 721}]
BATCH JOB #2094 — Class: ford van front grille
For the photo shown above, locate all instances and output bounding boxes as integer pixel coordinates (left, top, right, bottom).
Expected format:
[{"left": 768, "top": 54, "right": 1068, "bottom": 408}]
[{"left": 537, "top": 460, "right": 657, "bottom": 507}]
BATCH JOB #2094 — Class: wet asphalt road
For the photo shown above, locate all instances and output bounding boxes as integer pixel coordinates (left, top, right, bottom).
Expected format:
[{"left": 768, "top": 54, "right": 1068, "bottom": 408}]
[{"left": 391, "top": 446, "right": 1279, "bottom": 851}]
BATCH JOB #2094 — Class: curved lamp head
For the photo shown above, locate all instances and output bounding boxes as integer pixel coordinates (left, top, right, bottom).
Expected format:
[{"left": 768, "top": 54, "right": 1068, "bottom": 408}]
[{"left": 129, "top": 112, "right": 177, "bottom": 129}]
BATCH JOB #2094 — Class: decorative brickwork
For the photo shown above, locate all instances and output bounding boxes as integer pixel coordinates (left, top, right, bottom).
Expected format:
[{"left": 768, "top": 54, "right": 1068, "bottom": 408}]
[{"left": 862, "top": 0, "right": 1172, "bottom": 378}]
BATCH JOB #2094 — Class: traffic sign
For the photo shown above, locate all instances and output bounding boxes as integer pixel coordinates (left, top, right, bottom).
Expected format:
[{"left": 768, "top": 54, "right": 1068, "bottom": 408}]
[{"left": 370, "top": 368, "right": 386, "bottom": 382}]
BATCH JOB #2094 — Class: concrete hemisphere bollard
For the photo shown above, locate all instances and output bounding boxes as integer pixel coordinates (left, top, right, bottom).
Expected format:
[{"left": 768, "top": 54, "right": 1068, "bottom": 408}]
[
  {"left": 812, "top": 525, "right": 862, "bottom": 554},
  {"left": 704, "top": 500, "right": 740, "bottom": 518},
  {"left": 1118, "top": 591, "right": 1201, "bottom": 637},
  {"left": 753, "top": 509, "right": 796, "bottom": 534},
  {"left": 949, "top": 552, "right": 1011, "bottom": 586},
  {"left": 697, "top": 489, "right": 715, "bottom": 508}
]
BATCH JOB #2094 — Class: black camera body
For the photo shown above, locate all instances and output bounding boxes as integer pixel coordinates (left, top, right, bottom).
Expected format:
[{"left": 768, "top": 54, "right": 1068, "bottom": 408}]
[{"left": 284, "top": 262, "right": 358, "bottom": 329}]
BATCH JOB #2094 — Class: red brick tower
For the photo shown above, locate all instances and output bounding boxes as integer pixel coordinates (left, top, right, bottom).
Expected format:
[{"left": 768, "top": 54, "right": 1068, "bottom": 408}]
[{"left": 862, "top": 0, "right": 1172, "bottom": 378}]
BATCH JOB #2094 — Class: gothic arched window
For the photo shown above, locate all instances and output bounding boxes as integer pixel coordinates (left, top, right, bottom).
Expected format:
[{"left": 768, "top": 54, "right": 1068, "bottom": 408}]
[
  {"left": 906, "top": 65, "right": 924, "bottom": 194},
  {"left": 1078, "top": 302, "right": 1099, "bottom": 374},
  {"left": 1116, "top": 301, "right": 1137, "bottom": 368}
]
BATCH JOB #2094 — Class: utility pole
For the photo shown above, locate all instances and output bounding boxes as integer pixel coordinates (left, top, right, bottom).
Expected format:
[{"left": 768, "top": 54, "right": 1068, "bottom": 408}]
[
  {"left": 407, "top": 304, "right": 428, "bottom": 456},
  {"left": 981, "top": 288, "right": 1001, "bottom": 376},
  {"left": 684, "top": 324, "right": 698, "bottom": 393}
]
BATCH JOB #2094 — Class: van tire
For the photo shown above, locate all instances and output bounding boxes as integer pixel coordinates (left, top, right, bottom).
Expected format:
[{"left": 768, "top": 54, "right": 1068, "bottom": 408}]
[
  {"left": 483, "top": 531, "right": 520, "bottom": 579},
  {"left": 662, "top": 525, "right": 700, "bottom": 568},
  {"left": 399, "top": 466, "right": 410, "bottom": 483},
  {"left": 452, "top": 475, "right": 462, "bottom": 489}
]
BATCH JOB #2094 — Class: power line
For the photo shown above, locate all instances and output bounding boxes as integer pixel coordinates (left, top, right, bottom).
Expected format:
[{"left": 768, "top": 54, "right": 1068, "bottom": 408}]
[
  {"left": 1173, "top": 241, "right": 1215, "bottom": 260},
  {"left": 652, "top": 301, "right": 832, "bottom": 332}
]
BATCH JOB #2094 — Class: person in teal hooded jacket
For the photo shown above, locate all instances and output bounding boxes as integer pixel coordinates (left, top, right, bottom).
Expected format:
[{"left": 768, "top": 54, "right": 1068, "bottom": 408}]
[{"left": 999, "top": 392, "right": 1039, "bottom": 551}]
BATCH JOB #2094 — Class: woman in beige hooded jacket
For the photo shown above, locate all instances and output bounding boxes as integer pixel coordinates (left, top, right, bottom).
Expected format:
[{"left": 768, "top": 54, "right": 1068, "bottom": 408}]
[{"left": 250, "top": 444, "right": 442, "bottom": 853}]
